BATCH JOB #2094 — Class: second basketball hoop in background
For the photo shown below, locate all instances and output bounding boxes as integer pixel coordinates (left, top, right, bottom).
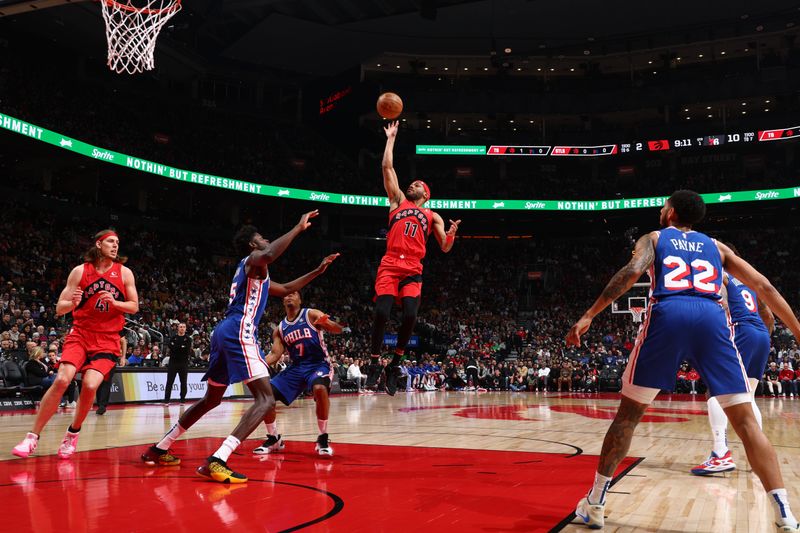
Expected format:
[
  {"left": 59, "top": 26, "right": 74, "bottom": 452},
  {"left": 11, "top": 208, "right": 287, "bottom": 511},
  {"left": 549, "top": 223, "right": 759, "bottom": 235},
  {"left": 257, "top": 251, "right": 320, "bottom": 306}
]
[
  {"left": 101, "top": 0, "right": 182, "bottom": 75},
  {"left": 377, "top": 92, "right": 403, "bottom": 119}
]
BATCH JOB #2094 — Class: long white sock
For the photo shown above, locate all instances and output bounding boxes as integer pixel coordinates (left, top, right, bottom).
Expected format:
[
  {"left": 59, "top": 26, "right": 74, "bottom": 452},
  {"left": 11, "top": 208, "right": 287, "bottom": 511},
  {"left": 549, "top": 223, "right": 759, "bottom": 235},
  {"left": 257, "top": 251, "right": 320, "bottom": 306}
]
[
  {"left": 707, "top": 397, "right": 729, "bottom": 456},
  {"left": 587, "top": 472, "right": 612, "bottom": 505},
  {"left": 318, "top": 419, "right": 328, "bottom": 434},
  {"left": 156, "top": 423, "right": 186, "bottom": 451},
  {"left": 768, "top": 488, "right": 798, "bottom": 527},
  {"left": 266, "top": 422, "right": 277, "bottom": 436},
  {"left": 212, "top": 435, "right": 241, "bottom": 463}
]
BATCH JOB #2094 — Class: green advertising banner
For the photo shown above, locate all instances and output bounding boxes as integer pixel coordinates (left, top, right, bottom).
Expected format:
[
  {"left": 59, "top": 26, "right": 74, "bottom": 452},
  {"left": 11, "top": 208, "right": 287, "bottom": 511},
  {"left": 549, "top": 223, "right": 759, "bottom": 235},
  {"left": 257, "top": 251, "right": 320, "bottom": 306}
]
[
  {"left": 415, "top": 145, "right": 486, "bottom": 155},
  {"left": 2, "top": 111, "right": 799, "bottom": 211}
]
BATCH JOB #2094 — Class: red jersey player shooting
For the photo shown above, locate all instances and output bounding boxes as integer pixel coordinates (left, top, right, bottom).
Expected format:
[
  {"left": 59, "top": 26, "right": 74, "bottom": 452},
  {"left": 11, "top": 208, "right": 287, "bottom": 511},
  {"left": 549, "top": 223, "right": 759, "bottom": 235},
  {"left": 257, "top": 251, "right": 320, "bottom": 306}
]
[
  {"left": 13, "top": 229, "right": 139, "bottom": 460},
  {"left": 368, "top": 120, "right": 460, "bottom": 396}
]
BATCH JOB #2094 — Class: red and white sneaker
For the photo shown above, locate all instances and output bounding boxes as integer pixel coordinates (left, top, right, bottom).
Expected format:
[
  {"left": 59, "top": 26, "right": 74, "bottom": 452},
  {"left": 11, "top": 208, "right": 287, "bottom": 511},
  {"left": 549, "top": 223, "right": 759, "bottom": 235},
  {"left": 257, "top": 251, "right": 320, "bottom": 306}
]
[
  {"left": 12, "top": 432, "right": 39, "bottom": 458},
  {"left": 691, "top": 450, "right": 736, "bottom": 475},
  {"left": 57, "top": 431, "right": 80, "bottom": 460}
]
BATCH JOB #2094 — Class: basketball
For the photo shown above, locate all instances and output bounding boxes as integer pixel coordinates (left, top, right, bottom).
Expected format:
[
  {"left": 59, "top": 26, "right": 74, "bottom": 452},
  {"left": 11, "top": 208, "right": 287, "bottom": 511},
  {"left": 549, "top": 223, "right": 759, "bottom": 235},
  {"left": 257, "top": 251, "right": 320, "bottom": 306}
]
[{"left": 377, "top": 92, "right": 403, "bottom": 119}]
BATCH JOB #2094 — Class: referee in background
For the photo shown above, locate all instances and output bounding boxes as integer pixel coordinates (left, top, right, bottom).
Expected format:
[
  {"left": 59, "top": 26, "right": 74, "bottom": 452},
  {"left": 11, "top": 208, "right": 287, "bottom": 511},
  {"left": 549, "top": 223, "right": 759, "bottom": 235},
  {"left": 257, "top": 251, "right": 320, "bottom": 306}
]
[{"left": 164, "top": 323, "right": 191, "bottom": 404}]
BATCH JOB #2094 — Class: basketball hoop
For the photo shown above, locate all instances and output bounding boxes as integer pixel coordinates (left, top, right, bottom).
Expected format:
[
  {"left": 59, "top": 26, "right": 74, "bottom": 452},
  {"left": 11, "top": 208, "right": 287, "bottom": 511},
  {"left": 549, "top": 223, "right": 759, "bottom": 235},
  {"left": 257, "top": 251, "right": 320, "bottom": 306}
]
[
  {"left": 630, "top": 307, "right": 646, "bottom": 324},
  {"left": 100, "top": 0, "right": 182, "bottom": 75}
]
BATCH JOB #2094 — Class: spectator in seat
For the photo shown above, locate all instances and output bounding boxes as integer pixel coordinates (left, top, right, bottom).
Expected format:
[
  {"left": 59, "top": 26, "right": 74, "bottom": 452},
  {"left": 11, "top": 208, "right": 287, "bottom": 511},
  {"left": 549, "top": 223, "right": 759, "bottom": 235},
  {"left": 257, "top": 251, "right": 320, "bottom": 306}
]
[
  {"left": 536, "top": 364, "right": 550, "bottom": 392},
  {"left": 572, "top": 365, "right": 586, "bottom": 392},
  {"left": 764, "top": 362, "right": 782, "bottom": 397},
  {"left": 779, "top": 362, "right": 797, "bottom": 398},
  {"left": 347, "top": 357, "right": 368, "bottom": 393},
  {"left": 557, "top": 362, "right": 572, "bottom": 392},
  {"left": 685, "top": 366, "right": 701, "bottom": 395},
  {"left": 127, "top": 346, "right": 144, "bottom": 367},
  {"left": 24, "top": 347, "right": 55, "bottom": 390},
  {"left": 676, "top": 363, "right": 691, "bottom": 393}
]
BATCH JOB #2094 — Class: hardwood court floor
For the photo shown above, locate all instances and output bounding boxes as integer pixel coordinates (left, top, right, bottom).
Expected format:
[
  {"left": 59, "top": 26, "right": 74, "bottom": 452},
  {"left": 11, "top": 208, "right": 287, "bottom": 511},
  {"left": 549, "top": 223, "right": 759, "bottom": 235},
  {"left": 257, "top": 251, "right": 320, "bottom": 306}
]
[{"left": 1, "top": 391, "right": 798, "bottom": 532}]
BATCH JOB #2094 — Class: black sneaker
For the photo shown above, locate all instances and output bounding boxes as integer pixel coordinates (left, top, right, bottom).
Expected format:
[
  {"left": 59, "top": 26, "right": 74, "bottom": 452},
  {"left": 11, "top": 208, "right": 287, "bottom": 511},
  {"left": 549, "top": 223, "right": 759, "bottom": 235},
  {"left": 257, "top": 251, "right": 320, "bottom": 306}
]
[
  {"left": 315, "top": 433, "right": 334, "bottom": 456},
  {"left": 253, "top": 434, "right": 285, "bottom": 455},
  {"left": 385, "top": 365, "right": 402, "bottom": 396},
  {"left": 96, "top": 406, "right": 107, "bottom": 415}
]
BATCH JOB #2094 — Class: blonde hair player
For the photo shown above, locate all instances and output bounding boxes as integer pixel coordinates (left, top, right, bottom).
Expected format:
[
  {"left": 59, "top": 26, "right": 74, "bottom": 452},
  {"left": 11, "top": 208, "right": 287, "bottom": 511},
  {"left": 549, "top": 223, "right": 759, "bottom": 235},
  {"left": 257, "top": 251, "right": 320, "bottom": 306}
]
[{"left": 566, "top": 190, "right": 800, "bottom": 532}]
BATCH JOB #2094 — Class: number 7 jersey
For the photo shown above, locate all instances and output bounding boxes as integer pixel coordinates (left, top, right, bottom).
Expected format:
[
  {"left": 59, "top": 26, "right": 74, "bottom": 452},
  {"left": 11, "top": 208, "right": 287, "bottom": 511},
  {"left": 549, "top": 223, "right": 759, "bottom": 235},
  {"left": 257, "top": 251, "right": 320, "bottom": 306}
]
[{"left": 649, "top": 226, "right": 723, "bottom": 300}]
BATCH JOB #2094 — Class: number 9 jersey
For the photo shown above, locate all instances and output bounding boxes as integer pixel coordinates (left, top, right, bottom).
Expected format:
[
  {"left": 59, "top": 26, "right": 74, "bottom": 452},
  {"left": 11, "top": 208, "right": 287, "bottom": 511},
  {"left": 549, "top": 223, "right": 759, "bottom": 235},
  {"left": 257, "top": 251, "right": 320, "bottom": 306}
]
[{"left": 650, "top": 226, "right": 723, "bottom": 300}]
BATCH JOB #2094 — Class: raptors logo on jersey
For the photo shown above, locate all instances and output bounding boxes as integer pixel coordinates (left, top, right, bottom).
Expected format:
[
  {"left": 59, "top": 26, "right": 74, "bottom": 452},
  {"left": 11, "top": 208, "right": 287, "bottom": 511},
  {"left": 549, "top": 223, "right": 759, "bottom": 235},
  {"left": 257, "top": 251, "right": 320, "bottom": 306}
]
[
  {"left": 386, "top": 199, "right": 433, "bottom": 260},
  {"left": 72, "top": 262, "right": 127, "bottom": 333}
]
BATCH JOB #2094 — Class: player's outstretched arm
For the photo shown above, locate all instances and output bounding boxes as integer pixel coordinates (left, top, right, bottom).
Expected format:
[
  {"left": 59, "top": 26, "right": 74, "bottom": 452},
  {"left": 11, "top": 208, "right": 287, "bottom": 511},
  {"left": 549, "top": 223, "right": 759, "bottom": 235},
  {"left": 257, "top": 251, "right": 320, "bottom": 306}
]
[
  {"left": 307, "top": 309, "right": 344, "bottom": 334},
  {"left": 432, "top": 213, "right": 460, "bottom": 253},
  {"left": 268, "top": 253, "right": 340, "bottom": 297},
  {"left": 265, "top": 328, "right": 286, "bottom": 367},
  {"left": 566, "top": 232, "right": 657, "bottom": 346},
  {"left": 718, "top": 241, "right": 798, "bottom": 339},
  {"left": 56, "top": 265, "right": 85, "bottom": 316},
  {"left": 98, "top": 266, "right": 139, "bottom": 315},
  {"left": 250, "top": 210, "right": 319, "bottom": 268},
  {"left": 383, "top": 121, "right": 405, "bottom": 210}
]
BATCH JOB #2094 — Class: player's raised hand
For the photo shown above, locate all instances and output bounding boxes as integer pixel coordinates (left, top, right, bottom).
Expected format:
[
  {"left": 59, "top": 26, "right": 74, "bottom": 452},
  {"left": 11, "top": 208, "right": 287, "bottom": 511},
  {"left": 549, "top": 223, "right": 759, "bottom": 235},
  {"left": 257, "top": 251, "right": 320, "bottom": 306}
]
[
  {"left": 316, "top": 253, "right": 340, "bottom": 273},
  {"left": 384, "top": 121, "right": 399, "bottom": 139},
  {"left": 446, "top": 219, "right": 461, "bottom": 236},
  {"left": 70, "top": 288, "right": 83, "bottom": 308},
  {"left": 566, "top": 316, "right": 592, "bottom": 347},
  {"left": 297, "top": 210, "right": 320, "bottom": 231}
]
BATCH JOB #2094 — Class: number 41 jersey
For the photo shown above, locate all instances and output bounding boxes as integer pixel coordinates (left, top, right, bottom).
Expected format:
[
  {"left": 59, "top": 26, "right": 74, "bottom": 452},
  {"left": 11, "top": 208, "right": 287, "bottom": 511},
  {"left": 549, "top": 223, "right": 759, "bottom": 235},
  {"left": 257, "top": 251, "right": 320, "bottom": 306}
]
[{"left": 650, "top": 226, "right": 723, "bottom": 300}]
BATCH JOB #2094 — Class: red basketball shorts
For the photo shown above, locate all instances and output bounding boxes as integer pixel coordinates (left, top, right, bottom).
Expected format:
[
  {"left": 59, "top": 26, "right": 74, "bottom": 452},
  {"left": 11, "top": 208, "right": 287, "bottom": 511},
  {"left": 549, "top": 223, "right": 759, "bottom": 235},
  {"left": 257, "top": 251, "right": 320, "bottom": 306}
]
[
  {"left": 60, "top": 327, "right": 121, "bottom": 377},
  {"left": 374, "top": 255, "right": 424, "bottom": 301}
]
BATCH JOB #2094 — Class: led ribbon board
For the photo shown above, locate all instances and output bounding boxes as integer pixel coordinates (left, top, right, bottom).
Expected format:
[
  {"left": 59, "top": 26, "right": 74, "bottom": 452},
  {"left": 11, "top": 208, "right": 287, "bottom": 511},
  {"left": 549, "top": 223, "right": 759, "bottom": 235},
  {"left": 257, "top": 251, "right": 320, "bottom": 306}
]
[{"left": 2, "top": 111, "right": 799, "bottom": 211}]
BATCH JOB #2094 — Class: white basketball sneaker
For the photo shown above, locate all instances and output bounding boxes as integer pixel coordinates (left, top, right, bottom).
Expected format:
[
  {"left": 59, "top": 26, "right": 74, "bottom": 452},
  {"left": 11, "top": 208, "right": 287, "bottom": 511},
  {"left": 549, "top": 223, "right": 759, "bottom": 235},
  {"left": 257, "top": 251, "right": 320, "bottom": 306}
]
[
  {"left": 575, "top": 496, "right": 605, "bottom": 529},
  {"left": 253, "top": 434, "right": 285, "bottom": 454},
  {"left": 315, "top": 433, "right": 334, "bottom": 456},
  {"left": 690, "top": 450, "right": 736, "bottom": 475},
  {"left": 777, "top": 521, "right": 800, "bottom": 532}
]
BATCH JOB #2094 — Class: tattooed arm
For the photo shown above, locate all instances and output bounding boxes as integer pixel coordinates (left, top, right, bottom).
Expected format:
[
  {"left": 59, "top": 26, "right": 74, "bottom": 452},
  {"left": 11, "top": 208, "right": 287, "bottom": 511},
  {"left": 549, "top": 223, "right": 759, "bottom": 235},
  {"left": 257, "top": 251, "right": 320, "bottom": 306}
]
[{"left": 566, "top": 232, "right": 657, "bottom": 346}]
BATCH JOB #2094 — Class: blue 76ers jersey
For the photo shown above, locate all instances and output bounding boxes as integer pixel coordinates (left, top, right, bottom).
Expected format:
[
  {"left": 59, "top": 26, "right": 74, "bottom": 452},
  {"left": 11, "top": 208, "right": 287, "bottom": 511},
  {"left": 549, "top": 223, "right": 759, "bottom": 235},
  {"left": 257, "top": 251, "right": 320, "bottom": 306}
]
[
  {"left": 224, "top": 257, "right": 270, "bottom": 332},
  {"left": 650, "top": 227, "right": 723, "bottom": 300},
  {"left": 279, "top": 308, "right": 328, "bottom": 365},
  {"left": 727, "top": 275, "right": 766, "bottom": 328}
]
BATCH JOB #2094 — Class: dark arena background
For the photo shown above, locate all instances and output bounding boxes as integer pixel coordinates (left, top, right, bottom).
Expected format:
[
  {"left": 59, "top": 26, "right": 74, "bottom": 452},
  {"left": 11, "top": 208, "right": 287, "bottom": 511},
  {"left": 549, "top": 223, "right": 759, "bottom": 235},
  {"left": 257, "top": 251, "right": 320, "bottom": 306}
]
[{"left": 0, "top": 1, "right": 799, "bottom": 531}]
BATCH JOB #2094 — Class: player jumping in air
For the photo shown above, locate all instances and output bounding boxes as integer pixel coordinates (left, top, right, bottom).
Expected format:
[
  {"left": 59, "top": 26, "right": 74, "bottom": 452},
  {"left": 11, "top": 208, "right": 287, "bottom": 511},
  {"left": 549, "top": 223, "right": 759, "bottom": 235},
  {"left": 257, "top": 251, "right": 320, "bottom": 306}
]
[
  {"left": 567, "top": 190, "right": 800, "bottom": 532},
  {"left": 367, "top": 120, "right": 460, "bottom": 396}
]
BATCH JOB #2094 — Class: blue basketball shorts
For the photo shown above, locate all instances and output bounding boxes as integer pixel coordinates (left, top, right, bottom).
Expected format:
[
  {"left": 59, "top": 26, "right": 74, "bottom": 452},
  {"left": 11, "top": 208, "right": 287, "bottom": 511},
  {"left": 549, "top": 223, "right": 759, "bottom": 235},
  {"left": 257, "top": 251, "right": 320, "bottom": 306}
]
[
  {"left": 623, "top": 296, "right": 750, "bottom": 397},
  {"left": 271, "top": 361, "right": 332, "bottom": 406},
  {"left": 733, "top": 321, "right": 771, "bottom": 380},
  {"left": 203, "top": 317, "right": 270, "bottom": 386}
]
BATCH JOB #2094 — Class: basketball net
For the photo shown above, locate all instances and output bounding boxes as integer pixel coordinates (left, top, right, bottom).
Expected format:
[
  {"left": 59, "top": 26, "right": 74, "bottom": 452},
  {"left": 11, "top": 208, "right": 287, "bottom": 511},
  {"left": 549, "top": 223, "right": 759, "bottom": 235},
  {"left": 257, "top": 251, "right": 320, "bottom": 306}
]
[
  {"left": 630, "top": 307, "right": 645, "bottom": 324},
  {"left": 101, "top": 0, "right": 182, "bottom": 75}
]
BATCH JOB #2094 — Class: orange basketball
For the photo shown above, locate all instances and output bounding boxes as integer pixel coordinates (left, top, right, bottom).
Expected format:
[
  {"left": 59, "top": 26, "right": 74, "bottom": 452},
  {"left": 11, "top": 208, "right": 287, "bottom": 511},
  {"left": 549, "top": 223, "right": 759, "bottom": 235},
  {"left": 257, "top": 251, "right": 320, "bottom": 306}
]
[{"left": 377, "top": 92, "right": 403, "bottom": 119}]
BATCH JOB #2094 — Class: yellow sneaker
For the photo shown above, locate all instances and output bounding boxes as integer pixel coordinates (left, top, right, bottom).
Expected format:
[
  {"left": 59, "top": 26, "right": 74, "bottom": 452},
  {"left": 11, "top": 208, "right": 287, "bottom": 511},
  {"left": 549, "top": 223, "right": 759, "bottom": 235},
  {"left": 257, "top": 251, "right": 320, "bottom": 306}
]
[
  {"left": 141, "top": 446, "right": 181, "bottom": 466},
  {"left": 196, "top": 457, "right": 247, "bottom": 484}
]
